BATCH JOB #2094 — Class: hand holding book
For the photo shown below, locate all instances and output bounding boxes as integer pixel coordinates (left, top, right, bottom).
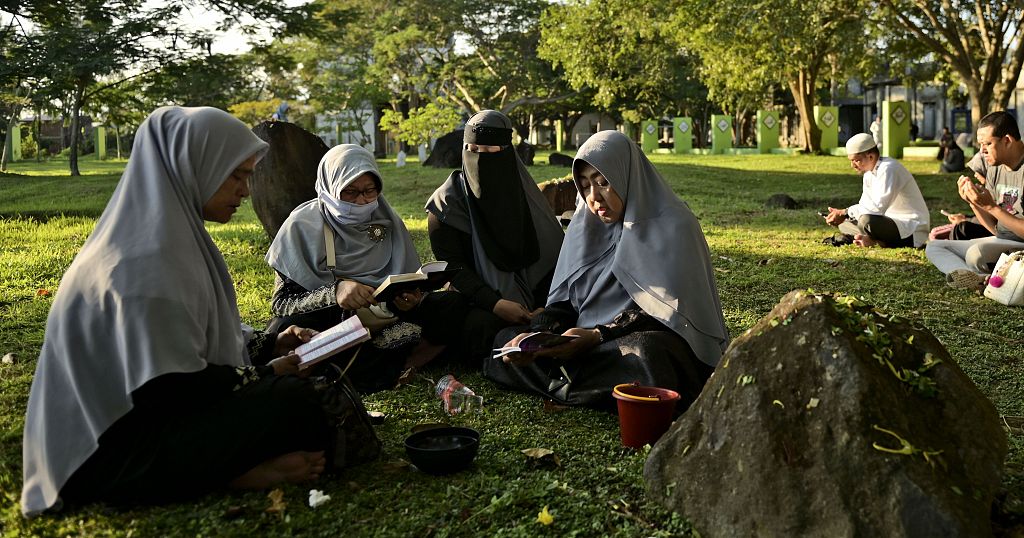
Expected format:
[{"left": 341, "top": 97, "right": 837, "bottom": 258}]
[
  {"left": 294, "top": 316, "right": 371, "bottom": 371},
  {"left": 372, "top": 261, "right": 459, "bottom": 303},
  {"left": 494, "top": 328, "right": 603, "bottom": 365}
]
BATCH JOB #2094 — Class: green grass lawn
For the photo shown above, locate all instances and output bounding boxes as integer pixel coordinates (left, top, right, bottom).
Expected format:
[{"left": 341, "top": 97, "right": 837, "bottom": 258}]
[{"left": 1, "top": 152, "right": 1022, "bottom": 536}]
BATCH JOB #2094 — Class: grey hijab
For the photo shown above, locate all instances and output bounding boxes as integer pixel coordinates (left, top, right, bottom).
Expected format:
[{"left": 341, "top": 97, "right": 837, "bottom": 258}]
[
  {"left": 266, "top": 144, "right": 420, "bottom": 290},
  {"left": 21, "top": 106, "right": 269, "bottom": 516},
  {"left": 425, "top": 113, "right": 563, "bottom": 309},
  {"left": 548, "top": 130, "right": 729, "bottom": 366}
]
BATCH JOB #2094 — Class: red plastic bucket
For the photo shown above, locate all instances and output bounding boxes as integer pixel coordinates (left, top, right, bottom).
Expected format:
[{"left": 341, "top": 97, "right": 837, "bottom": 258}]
[{"left": 612, "top": 383, "right": 681, "bottom": 449}]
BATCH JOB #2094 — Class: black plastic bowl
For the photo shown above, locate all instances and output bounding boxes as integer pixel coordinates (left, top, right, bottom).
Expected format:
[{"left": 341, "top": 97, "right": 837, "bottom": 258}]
[{"left": 404, "top": 426, "right": 480, "bottom": 475}]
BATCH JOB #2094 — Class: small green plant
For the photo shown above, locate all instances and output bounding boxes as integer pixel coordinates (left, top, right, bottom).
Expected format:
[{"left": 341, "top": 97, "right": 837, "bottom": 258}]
[{"left": 379, "top": 99, "right": 461, "bottom": 148}]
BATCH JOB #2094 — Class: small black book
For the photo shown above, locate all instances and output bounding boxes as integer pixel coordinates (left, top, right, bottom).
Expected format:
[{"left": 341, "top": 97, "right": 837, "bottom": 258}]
[{"left": 372, "top": 261, "right": 459, "bottom": 302}]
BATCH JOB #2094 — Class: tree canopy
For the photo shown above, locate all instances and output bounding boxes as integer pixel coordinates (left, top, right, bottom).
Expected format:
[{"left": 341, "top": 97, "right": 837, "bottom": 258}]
[{"left": 877, "top": 0, "right": 1024, "bottom": 128}]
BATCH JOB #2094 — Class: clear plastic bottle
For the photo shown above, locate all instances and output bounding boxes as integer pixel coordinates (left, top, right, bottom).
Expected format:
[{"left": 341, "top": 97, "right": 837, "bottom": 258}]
[{"left": 435, "top": 374, "right": 484, "bottom": 415}]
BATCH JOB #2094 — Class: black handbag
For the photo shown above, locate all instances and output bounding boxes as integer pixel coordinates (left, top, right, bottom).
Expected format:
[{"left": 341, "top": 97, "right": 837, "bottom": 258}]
[{"left": 312, "top": 367, "right": 382, "bottom": 471}]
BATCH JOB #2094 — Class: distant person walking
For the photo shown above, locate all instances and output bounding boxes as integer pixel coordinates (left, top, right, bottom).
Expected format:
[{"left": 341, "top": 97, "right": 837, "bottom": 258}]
[{"left": 869, "top": 115, "right": 883, "bottom": 148}]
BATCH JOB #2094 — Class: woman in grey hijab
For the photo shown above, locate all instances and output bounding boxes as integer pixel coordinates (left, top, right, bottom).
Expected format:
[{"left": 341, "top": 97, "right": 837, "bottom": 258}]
[
  {"left": 267, "top": 144, "right": 463, "bottom": 391},
  {"left": 483, "top": 130, "right": 729, "bottom": 410},
  {"left": 21, "top": 107, "right": 341, "bottom": 517},
  {"left": 425, "top": 110, "right": 564, "bottom": 360}
]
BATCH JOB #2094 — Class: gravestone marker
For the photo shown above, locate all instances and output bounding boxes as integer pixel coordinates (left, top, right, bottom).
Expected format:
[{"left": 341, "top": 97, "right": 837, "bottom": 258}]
[
  {"left": 249, "top": 121, "right": 328, "bottom": 240},
  {"left": 673, "top": 117, "right": 692, "bottom": 153}
]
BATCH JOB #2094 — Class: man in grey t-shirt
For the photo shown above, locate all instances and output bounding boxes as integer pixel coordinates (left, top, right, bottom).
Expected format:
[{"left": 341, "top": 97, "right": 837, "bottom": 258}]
[{"left": 926, "top": 111, "right": 1024, "bottom": 287}]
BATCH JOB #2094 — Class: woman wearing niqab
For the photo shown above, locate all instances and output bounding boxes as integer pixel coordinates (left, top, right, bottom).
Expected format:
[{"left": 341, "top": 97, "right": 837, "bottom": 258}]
[
  {"left": 425, "top": 110, "right": 564, "bottom": 360},
  {"left": 483, "top": 130, "right": 729, "bottom": 410},
  {"left": 21, "top": 107, "right": 345, "bottom": 517}
]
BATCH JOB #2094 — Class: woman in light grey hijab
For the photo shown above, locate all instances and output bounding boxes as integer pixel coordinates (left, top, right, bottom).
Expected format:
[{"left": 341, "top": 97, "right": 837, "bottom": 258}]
[
  {"left": 483, "top": 130, "right": 729, "bottom": 410},
  {"left": 21, "top": 107, "right": 339, "bottom": 517},
  {"left": 266, "top": 144, "right": 463, "bottom": 391}
]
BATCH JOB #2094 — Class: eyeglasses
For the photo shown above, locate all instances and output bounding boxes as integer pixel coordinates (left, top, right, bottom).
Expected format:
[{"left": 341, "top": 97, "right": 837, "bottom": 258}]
[{"left": 339, "top": 186, "right": 379, "bottom": 202}]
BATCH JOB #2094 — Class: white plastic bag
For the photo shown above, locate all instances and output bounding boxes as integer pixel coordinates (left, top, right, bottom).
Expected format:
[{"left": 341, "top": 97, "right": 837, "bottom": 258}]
[{"left": 983, "top": 251, "right": 1024, "bottom": 306}]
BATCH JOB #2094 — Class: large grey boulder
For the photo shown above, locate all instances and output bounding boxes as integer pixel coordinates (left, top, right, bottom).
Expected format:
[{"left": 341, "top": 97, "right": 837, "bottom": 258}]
[
  {"left": 250, "top": 121, "right": 327, "bottom": 240},
  {"left": 645, "top": 290, "right": 1007, "bottom": 537}
]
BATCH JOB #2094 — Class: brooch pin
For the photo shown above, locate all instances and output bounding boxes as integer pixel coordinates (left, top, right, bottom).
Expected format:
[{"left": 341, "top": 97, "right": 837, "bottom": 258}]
[{"left": 367, "top": 224, "right": 387, "bottom": 243}]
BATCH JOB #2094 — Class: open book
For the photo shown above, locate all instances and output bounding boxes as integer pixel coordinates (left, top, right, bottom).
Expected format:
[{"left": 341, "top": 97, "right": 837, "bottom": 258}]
[
  {"left": 295, "top": 316, "right": 371, "bottom": 371},
  {"left": 492, "top": 332, "right": 580, "bottom": 359},
  {"left": 372, "top": 261, "right": 460, "bottom": 302}
]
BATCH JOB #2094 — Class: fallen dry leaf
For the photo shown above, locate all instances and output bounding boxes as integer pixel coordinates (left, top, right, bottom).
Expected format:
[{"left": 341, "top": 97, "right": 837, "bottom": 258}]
[
  {"left": 222, "top": 505, "right": 245, "bottom": 519},
  {"left": 522, "top": 447, "right": 561, "bottom": 467},
  {"left": 380, "top": 459, "right": 411, "bottom": 473},
  {"left": 542, "top": 399, "right": 569, "bottom": 413},
  {"left": 411, "top": 423, "right": 448, "bottom": 434},
  {"left": 394, "top": 367, "right": 417, "bottom": 387},
  {"left": 2, "top": 353, "right": 15, "bottom": 365},
  {"left": 522, "top": 447, "right": 554, "bottom": 459},
  {"left": 265, "top": 488, "right": 286, "bottom": 515}
]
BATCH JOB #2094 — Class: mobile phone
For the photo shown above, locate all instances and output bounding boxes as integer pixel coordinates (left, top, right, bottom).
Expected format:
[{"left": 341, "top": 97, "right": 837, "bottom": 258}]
[{"left": 817, "top": 209, "right": 829, "bottom": 217}]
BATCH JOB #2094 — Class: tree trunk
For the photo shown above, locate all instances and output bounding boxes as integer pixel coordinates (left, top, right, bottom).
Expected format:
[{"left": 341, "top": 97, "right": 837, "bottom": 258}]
[
  {"left": 1, "top": 85, "right": 24, "bottom": 172},
  {"left": 115, "top": 124, "right": 122, "bottom": 159},
  {"left": 969, "top": 88, "right": 988, "bottom": 140},
  {"left": 69, "top": 84, "right": 85, "bottom": 176},
  {"left": 34, "top": 107, "right": 41, "bottom": 162},
  {"left": 788, "top": 69, "right": 821, "bottom": 153}
]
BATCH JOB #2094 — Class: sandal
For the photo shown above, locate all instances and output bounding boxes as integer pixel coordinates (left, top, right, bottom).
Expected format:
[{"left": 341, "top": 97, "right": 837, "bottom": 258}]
[
  {"left": 822, "top": 233, "right": 854, "bottom": 247},
  {"left": 945, "top": 269, "right": 987, "bottom": 291}
]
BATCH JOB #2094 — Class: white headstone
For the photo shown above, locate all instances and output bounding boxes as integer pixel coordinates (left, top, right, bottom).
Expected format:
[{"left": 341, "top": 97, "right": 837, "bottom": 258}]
[{"left": 396, "top": 150, "right": 407, "bottom": 168}]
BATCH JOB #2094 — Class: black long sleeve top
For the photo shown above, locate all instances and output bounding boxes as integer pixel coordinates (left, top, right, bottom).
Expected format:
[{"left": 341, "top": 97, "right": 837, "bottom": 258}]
[
  {"left": 427, "top": 212, "right": 552, "bottom": 310},
  {"left": 131, "top": 328, "right": 279, "bottom": 411}
]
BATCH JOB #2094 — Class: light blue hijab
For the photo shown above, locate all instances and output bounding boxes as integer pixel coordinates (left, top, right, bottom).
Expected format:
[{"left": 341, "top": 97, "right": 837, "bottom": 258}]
[
  {"left": 266, "top": 144, "right": 420, "bottom": 290},
  {"left": 548, "top": 130, "right": 730, "bottom": 366}
]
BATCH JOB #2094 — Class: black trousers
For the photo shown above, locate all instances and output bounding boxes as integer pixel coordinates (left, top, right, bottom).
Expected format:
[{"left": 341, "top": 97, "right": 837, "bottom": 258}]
[{"left": 838, "top": 214, "right": 915, "bottom": 247}]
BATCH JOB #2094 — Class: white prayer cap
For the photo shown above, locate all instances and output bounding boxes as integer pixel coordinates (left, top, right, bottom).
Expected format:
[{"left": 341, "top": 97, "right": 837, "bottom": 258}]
[{"left": 846, "top": 133, "right": 876, "bottom": 154}]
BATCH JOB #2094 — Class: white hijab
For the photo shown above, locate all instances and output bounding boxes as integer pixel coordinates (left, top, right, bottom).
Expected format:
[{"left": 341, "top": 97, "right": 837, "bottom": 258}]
[
  {"left": 21, "top": 106, "right": 269, "bottom": 516},
  {"left": 548, "top": 130, "right": 730, "bottom": 366},
  {"left": 265, "top": 144, "right": 420, "bottom": 290}
]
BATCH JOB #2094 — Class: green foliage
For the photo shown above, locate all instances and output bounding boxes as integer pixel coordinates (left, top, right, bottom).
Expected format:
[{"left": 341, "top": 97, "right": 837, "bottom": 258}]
[
  {"left": 875, "top": 0, "right": 1024, "bottom": 124},
  {"left": 379, "top": 100, "right": 462, "bottom": 147},
  {"left": 19, "top": 130, "right": 38, "bottom": 160},
  {"left": 538, "top": 0, "right": 707, "bottom": 121},
  {"left": 669, "top": 0, "right": 869, "bottom": 150},
  {"left": 228, "top": 100, "right": 280, "bottom": 127},
  {"left": 138, "top": 53, "right": 267, "bottom": 110}
]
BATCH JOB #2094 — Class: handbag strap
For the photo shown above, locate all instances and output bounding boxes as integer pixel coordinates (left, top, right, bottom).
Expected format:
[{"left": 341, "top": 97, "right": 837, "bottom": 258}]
[{"left": 323, "top": 223, "right": 336, "bottom": 270}]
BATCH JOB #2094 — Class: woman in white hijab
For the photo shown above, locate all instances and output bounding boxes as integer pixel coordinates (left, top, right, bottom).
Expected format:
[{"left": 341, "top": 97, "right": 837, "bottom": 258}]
[
  {"left": 266, "top": 144, "right": 464, "bottom": 391},
  {"left": 21, "top": 107, "right": 337, "bottom": 517},
  {"left": 484, "top": 130, "right": 730, "bottom": 410},
  {"left": 425, "top": 110, "right": 564, "bottom": 360}
]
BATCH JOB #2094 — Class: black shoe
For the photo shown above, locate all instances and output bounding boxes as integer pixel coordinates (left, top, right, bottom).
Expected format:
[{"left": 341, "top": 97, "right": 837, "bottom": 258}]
[{"left": 822, "top": 233, "right": 854, "bottom": 247}]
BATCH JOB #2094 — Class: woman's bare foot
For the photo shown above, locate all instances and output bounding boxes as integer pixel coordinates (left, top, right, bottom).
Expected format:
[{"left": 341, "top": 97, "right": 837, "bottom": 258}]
[{"left": 229, "top": 451, "right": 326, "bottom": 490}]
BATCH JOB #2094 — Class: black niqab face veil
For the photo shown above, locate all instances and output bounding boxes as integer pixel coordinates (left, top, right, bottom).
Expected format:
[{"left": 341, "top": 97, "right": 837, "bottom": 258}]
[{"left": 461, "top": 110, "right": 539, "bottom": 271}]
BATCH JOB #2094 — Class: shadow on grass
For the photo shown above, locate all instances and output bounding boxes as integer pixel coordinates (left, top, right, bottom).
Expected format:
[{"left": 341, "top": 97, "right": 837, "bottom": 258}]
[{"left": 0, "top": 210, "right": 105, "bottom": 221}]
